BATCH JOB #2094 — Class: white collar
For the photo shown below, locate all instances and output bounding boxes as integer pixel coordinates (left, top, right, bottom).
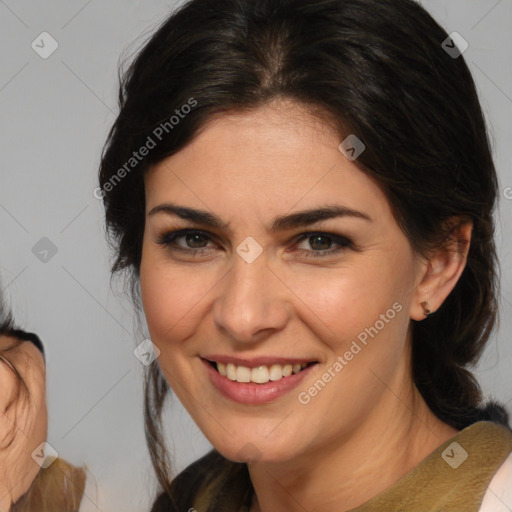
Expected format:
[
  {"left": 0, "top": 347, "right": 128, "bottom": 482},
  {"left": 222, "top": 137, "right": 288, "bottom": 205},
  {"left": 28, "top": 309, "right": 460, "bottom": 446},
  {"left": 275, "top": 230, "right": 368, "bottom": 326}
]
[{"left": 479, "top": 451, "right": 512, "bottom": 511}]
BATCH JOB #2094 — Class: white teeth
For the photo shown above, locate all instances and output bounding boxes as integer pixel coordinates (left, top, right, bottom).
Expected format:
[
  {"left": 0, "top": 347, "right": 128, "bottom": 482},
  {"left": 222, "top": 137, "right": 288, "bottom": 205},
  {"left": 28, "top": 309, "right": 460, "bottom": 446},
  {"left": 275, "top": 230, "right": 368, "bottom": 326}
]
[
  {"left": 236, "top": 365, "right": 251, "bottom": 383},
  {"left": 217, "top": 362, "right": 227, "bottom": 376},
  {"left": 282, "top": 364, "right": 293, "bottom": 377},
  {"left": 269, "top": 364, "right": 284, "bottom": 381},
  {"left": 251, "top": 365, "right": 270, "bottom": 383},
  {"left": 226, "top": 363, "right": 236, "bottom": 380},
  {"left": 215, "top": 361, "right": 311, "bottom": 384}
]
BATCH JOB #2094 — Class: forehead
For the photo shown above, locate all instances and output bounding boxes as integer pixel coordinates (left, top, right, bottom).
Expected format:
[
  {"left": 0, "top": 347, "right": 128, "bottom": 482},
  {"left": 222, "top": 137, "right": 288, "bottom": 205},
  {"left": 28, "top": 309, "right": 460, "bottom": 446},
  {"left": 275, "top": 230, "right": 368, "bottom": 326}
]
[
  {"left": 144, "top": 100, "right": 392, "bottom": 225},
  {"left": 0, "top": 334, "right": 21, "bottom": 349}
]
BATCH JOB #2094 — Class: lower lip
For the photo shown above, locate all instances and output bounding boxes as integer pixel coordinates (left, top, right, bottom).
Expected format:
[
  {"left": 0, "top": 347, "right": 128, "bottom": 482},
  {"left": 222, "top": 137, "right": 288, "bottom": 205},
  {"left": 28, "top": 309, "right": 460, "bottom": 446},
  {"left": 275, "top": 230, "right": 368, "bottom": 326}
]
[{"left": 202, "top": 359, "right": 316, "bottom": 404}]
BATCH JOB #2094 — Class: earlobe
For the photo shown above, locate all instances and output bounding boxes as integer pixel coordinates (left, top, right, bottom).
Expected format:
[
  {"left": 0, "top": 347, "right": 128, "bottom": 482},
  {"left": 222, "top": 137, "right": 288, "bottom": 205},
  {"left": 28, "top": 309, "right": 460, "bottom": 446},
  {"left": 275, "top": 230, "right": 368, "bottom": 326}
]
[
  {"left": 420, "top": 301, "right": 432, "bottom": 318},
  {"left": 410, "top": 218, "right": 472, "bottom": 322}
]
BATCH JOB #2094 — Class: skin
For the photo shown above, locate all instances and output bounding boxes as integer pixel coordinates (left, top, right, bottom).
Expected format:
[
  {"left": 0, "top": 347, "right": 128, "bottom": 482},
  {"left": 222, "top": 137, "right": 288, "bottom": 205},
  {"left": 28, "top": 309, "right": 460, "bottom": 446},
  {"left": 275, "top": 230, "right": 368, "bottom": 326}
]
[
  {"left": 139, "top": 98, "right": 472, "bottom": 512},
  {"left": 0, "top": 336, "right": 47, "bottom": 512}
]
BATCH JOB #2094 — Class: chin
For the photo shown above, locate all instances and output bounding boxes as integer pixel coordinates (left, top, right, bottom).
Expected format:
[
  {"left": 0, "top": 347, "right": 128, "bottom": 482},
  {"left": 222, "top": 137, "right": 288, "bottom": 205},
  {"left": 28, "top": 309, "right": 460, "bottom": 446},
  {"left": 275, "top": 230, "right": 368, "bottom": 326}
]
[{"left": 212, "top": 434, "right": 302, "bottom": 465}]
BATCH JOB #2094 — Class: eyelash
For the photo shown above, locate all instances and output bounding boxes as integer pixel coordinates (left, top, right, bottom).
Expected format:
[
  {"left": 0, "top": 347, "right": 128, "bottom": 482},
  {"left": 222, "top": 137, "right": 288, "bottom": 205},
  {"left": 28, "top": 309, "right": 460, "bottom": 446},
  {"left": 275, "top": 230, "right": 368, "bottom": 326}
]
[{"left": 155, "top": 229, "right": 353, "bottom": 259}]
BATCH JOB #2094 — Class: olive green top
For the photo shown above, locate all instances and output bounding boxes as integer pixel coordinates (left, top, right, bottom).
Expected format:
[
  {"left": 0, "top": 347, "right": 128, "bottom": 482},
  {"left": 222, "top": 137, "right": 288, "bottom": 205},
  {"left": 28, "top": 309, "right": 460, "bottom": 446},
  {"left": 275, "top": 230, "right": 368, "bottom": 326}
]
[
  {"left": 188, "top": 421, "right": 512, "bottom": 512},
  {"left": 351, "top": 420, "right": 512, "bottom": 511}
]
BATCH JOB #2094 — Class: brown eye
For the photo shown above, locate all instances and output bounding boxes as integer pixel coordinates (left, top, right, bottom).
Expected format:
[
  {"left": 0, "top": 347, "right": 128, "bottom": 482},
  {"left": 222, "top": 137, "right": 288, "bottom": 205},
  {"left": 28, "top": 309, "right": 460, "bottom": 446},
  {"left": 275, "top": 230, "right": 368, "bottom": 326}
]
[
  {"left": 181, "top": 232, "right": 209, "bottom": 249},
  {"left": 156, "top": 229, "right": 216, "bottom": 253},
  {"left": 293, "top": 232, "right": 353, "bottom": 258}
]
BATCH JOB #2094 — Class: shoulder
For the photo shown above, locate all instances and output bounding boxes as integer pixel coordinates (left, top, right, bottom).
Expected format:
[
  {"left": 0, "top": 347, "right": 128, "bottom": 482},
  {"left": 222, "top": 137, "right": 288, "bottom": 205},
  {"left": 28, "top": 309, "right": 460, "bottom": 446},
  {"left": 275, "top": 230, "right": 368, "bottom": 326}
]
[
  {"left": 151, "top": 449, "right": 252, "bottom": 512},
  {"left": 479, "top": 451, "right": 512, "bottom": 512},
  {"left": 150, "top": 449, "right": 227, "bottom": 511}
]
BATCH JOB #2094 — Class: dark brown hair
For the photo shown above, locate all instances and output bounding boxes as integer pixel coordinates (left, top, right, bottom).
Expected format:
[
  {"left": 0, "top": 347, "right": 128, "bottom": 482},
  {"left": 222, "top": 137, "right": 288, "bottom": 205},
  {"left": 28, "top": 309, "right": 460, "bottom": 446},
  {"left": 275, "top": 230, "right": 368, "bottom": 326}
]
[{"left": 98, "top": 0, "right": 509, "bottom": 509}]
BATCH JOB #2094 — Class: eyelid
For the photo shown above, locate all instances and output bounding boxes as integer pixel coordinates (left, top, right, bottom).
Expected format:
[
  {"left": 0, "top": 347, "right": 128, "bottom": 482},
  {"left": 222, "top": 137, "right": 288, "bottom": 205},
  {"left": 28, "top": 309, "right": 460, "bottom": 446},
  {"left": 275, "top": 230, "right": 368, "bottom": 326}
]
[
  {"left": 155, "top": 225, "right": 352, "bottom": 241},
  {"left": 155, "top": 228, "right": 218, "bottom": 247}
]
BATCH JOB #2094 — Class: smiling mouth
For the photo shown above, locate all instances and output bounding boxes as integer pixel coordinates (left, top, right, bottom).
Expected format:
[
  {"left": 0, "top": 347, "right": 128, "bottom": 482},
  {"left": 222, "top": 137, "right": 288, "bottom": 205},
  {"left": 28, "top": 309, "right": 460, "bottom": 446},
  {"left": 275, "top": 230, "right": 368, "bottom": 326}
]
[{"left": 206, "top": 360, "right": 318, "bottom": 384}]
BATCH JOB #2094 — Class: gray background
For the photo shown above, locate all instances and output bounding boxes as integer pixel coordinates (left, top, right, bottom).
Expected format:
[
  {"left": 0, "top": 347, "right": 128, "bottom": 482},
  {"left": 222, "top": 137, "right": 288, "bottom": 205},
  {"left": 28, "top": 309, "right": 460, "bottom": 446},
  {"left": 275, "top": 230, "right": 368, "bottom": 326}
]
[{"left": 0, "top": 1, "right": 511, "bottom": 511}]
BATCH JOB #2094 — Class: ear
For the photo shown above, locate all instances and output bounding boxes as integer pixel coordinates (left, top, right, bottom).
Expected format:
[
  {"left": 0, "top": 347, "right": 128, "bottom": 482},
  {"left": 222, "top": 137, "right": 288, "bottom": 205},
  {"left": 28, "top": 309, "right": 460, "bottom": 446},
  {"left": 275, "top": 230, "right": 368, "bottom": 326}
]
[{"left": 409, "top": 217, "right": 472, "bottom": 321}]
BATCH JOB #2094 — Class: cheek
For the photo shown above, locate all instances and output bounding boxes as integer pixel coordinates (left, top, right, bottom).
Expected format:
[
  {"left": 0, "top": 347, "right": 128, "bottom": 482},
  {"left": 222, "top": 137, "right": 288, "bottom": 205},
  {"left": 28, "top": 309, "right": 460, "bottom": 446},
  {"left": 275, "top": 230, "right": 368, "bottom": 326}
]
[
  {"left": 31, "top": 355, "right": 48, "bottom": 445},
  {"left": 283, "top": 260, "right": 401, "bottom": 338},
  {"left": 34, "top": 400, "right": 48, "bottom": 448},
  {"left": 139, "top": 252, "right": 211, "bottom": 347}
]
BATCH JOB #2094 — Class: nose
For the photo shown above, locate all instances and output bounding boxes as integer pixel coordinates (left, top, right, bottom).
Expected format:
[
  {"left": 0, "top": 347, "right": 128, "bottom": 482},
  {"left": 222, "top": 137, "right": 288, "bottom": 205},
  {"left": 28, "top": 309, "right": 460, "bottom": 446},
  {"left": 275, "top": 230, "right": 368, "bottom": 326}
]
[{"left": 212, "top": 251, "right": 290, "bottom": 345}]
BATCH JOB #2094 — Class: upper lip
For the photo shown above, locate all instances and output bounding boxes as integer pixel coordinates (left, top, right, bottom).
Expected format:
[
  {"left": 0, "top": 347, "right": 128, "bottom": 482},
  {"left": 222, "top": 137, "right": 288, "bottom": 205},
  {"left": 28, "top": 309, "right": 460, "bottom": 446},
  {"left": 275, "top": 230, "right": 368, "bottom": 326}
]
[{"left": 201, "top": 355, "right": 318, "bottom": 368}]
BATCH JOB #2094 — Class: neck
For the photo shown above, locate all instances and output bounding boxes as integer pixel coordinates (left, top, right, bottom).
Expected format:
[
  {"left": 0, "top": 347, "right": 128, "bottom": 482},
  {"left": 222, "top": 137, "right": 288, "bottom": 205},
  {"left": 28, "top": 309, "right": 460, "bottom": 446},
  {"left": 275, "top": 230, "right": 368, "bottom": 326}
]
[{"left": 247, "top": 384, "right": 459, "bottom": 512}]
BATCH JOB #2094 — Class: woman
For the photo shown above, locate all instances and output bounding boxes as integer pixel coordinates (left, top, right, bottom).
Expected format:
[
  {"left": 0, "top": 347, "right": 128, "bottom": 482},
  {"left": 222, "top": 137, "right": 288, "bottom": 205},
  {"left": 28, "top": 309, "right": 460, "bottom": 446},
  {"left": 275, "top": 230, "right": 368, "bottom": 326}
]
[
  {"left": 0, "top": 293, "right": 93, "bottom": 511},
  {"left": 98, "top": 0, "right": 512, "bottom": 510}
]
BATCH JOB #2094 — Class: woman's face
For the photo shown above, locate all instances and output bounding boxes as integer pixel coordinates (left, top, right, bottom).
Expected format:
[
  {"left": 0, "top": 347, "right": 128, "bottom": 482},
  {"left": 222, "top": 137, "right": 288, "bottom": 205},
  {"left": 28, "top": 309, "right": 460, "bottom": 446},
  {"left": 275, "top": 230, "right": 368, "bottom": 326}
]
[{"left": 140, "top": 99, "right": 428, "bottom": 464}]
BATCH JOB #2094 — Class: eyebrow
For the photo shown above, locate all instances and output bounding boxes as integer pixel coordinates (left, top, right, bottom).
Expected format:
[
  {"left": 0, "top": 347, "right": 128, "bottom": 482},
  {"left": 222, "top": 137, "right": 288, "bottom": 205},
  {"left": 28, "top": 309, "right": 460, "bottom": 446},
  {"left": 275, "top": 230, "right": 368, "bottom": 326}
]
[{"left": 147, "top": 202, "right": 372, "bottom": 233}]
